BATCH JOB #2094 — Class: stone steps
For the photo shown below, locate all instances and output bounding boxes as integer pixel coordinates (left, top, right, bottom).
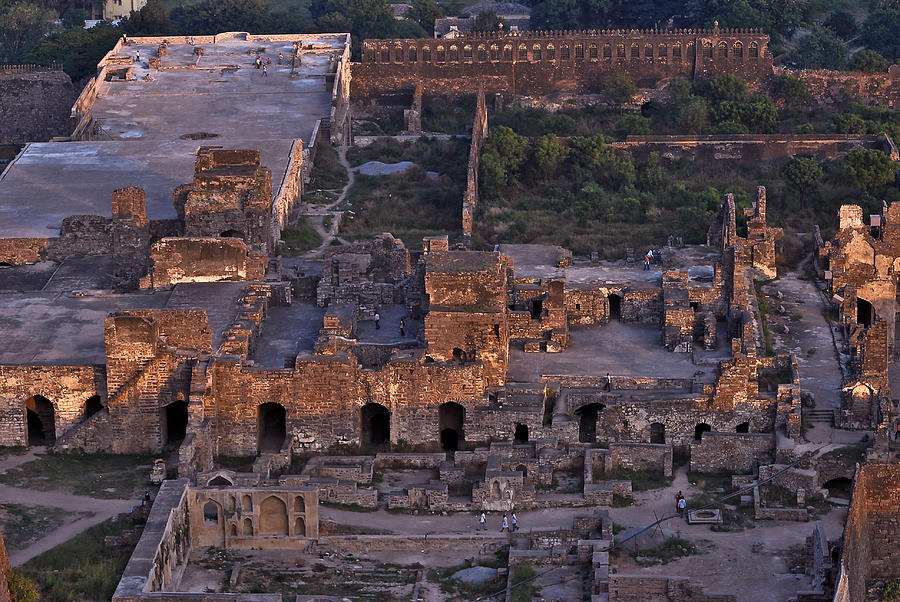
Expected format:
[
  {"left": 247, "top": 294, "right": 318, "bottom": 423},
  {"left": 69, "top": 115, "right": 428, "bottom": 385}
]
[{"left": 805, "top": 409, "right": 834, "bottom": 424}]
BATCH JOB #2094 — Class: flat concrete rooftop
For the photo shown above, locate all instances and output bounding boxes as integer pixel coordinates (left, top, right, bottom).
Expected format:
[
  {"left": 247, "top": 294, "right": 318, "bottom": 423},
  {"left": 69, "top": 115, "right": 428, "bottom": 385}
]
[
  {"left": 0, "top": 34, "right": 347, "bottom": 238},
  {"left": 95, "top": 39, "right": 337, "bottom": 144},
  {"left": 0, "top": 139, "right": 294, "bottom": 237}
]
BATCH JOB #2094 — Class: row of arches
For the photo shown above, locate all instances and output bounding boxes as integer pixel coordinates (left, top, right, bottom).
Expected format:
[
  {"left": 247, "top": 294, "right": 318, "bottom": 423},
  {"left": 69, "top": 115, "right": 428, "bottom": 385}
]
[
  {"left": 368, "top": 40, "right": 761, "bottom": 64},
  {"left": 574, "top": 404, "right": 750, "bottom": 443},
  {"left": 202, "top": 495, "right": 308, "bottom": 541},
  {"left": 22, "top": 394, "right": 103, "bottom": 446}
]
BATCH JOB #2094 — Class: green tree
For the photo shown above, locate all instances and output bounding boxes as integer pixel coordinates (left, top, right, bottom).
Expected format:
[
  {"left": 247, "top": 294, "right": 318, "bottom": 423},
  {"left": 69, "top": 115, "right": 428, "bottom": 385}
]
[
  {"left": 676, "top": 97, "right": 708, "bottom": 134},
  {"left": 482, "top": 125, "right": 528, "bottom": 179},
  {"left": 613, "top": 114, "right": 650, "bottom": 139},
  {"left": 707, "top": 120, "right": 750, "bottom": 134},
  {"left": 348, "top": 0, "right": 396, "bottom": 40},
  {"left": 781, "top": 156, "right": 822, "bottom": 193},
  {"left": 789, "top": 26, "right": 848, "bottom": 69},
  {"left": 772, "top": 74, "right": 809, "bottom": 106},
  {"left": 394, "top": 19, "right": 428, "bottom": 38},
  {"left": 473, "top": 10, "right": 504, "bottom": 32},
  {"left": 120, "top": 0, "right": 175, "bottom": 35},
  {"left": 848, "top": 49, "right": 890, "bottom": 72},
  {"left": 604, "top": 73, "right": 637, "bottom": 104},
  {"left": 172, "top": 0, "right": 274, "bottom": 35},
  {"left": 530, "top": 0, "right": 580, "bottom": 30},
  {"left": 638, "top": 152, "right": 664, "bottom": 191},
  {"left": 479, "top": 152, "right": 508, "bottom": 200},
  {"left": 0, "top": 1, "right": 58, "bottom": 63},
  {"left": 532, "top": 134, "right": 568, "bottom": 181},
  {"left": 407, "top": 0, "right": 442, "bottom": 33},
  {"left": 7, "top": 569, "right": 39, "bottom": 602},
  {"left": 17, "top": 23, "right": 122, "bottom": 80},
  {"left": 843, "top": 149, "right": 897, "bottom": 192},
  {"left": 667, "top": 77, "right": 692, "bottom": 100},
  {"left": 860, "top": 6, "right": 900, "bottom": 61},
  {"left": 695, "top": 73, "right": 748, "bottom": 103},
  {"left": 823, "top": 10, "right": 858, "bottom": 39}
]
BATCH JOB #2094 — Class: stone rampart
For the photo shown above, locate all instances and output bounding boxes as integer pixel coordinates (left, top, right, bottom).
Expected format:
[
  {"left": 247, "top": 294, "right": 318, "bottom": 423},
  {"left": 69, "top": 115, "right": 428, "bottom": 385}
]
[
  {"left": 353, "top": 28, "right": 772, "bottom": 98},
  {"left": 0, "top": 67, "right": 75, "bottom": 144}
]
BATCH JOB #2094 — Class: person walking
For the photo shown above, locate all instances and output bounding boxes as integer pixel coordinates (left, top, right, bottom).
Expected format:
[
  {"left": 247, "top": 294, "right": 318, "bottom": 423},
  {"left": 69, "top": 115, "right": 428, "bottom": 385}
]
[
  {"left": 677, "top": 495, "right": 686, "bottom": 517},
  {"left": 136, "top": 50, "right": 141, "bottom": 63},
  {"left": 511, "top": 512, "right": 518, "bottom": 532},
  {"left": 278, "top": 52, "right": 284, "bottom": 64},
  {"left": 674, "top": 491, "right": 683, "bottom": 512},
  {"left": 400, "top": 317, "right": 406, "bottom": 337},
  {"left": 141, "top": 490, "right": 150, "bottom": 506},
  {"left": 500, "top": 514, "right": 509, "bottom": 532},
  {"left": 605, "top": 372, "right": 611, "bottom": 392},
  {"left": 374, "top": 312, "right": 380, "bottom": 329},
  {"left": 643, "top": 252, "right": 651, "bottom": 271},
  {"left": 479, "top": 512, "right": 486, "bottom": 531},
  {"left": 263, "top": 65, "right": 268, "bottom": 77}
]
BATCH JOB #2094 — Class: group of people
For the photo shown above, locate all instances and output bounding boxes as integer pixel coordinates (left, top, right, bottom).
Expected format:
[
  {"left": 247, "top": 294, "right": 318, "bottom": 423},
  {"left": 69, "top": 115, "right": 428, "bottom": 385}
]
[
  {"left": 675, "top": 490, "right": 687, "bottom": 516},
  {"left": 643, "top": 249, "right": 662, "bottom": 271},
  {"left": 478, "top": 511, "right": 518, "bottom": 532}
]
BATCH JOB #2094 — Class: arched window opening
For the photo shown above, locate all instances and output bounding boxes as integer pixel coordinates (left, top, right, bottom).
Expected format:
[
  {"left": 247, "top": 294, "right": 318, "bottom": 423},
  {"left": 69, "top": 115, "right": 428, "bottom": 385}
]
[
  {"left": 203, "top": 501, "right": 219, "bottom": 525},
  {"left": 258, "top": 402, "right": 286, "bottom": 453},
  {"left": 695, "top": 423, "right": 712, "bottom": 441},
  {"left": 650, "top": 422, "right": 665, "bottom": 444}
]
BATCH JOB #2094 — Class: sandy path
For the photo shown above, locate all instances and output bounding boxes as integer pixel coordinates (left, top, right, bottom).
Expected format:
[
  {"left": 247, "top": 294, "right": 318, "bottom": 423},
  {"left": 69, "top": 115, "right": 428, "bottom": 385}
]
[{"left": 302, "top": 145, "right": 353, "bottom": 256}]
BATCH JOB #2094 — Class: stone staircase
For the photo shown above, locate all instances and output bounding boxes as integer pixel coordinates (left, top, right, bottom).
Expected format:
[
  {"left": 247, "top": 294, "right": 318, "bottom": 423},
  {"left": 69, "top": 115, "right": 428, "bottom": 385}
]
[{"left": 805, "top": 408, "right": 835, "bottom": 427}]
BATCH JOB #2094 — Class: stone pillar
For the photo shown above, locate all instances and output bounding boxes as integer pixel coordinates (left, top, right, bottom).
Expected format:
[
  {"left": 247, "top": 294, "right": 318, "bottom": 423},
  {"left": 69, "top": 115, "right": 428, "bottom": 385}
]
[{"left": 111, "top": 186, "right": 150, "bottom": 288}]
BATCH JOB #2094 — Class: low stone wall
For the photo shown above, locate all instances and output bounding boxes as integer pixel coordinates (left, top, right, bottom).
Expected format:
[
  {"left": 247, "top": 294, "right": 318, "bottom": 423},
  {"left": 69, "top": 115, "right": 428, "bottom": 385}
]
[
  {"left": 113, "top": 479, "right": 191, "bottom": 600},
  {"left": 313, "top": 533, "right": 506, "bottom": 554},
  {"left": 689, "top": 432, "right": 774, "bottom": 474},
  {"left": 142, "top": 237, "right": 267, "bottom": 288},
  {"left": 545, "top": 374, "right": 693, "bottom": 391},
  {"left": 608, "top": 574, "right": 737, "bottom": 601},
  {"left": 0, "top": 237, "right": 52, "bottom": 263},
  {"left": 374, "top": 452, "right": 446, "bottom": 469}
]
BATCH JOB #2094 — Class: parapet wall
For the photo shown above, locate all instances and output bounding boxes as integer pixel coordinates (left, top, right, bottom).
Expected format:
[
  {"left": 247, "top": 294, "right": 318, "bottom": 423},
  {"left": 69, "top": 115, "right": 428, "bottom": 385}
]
[
  {"left": 463, "top": 87, "right": 488, "bottom": 237},
  {"left": 353, "top": 28, "right": 772, "bottom": 98},
  {"left": 789, "top": 64, "right": 899, "bottom": 109}
]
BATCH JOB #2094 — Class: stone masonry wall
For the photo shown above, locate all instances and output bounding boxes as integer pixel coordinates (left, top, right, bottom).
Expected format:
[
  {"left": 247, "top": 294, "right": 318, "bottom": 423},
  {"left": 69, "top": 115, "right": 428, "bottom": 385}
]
[
  {"left": 688, "top": 432, "right": 774, "bottom": 474},
  {"left": 462, "top": 87, "right": 487, "bottom": 236},
  {"left": 142, "top": 237, "right": 267, "bottom": 288},
  {"left": 0, "top": 68, "right": 75, "bottom": 144},
  {"left": 0, "top": 365, "right": 100, "bottom": 446},
  {"left": 353, "top": 28, "right": 772, "bottom": 98}
]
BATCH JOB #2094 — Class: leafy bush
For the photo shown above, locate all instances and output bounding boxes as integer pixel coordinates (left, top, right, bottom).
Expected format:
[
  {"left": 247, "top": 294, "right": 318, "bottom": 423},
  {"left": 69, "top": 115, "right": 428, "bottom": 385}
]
[
  {"left": 604, "top": 73, "right": 637, "bottom": 104},
  {"left": 848, "top": 49, "right": 890, "bottom": 73},
  {"left": 843, "top": 149, "right": 897, "bottom": 192}
]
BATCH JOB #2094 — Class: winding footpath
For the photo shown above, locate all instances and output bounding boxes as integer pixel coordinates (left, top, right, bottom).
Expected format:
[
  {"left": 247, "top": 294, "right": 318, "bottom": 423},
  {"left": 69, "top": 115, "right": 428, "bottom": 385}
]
[{"left": 302, "top": 145, "right": 353, "bottom": 257}]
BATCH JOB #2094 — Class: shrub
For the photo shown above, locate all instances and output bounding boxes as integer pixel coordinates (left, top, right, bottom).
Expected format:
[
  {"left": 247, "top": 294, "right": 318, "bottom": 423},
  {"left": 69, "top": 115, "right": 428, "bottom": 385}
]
[
  {"left": 604, "top": 73, "right": 637, "bottom": 104},
  {"left": 848, "top": 49, "right": 889, "bottom": 73},
  {"left": 843, "top": 149, "right": 897, "bottom": 192},
  {"left": 7, "top": 570, "right": 39, "bottom": 602}
]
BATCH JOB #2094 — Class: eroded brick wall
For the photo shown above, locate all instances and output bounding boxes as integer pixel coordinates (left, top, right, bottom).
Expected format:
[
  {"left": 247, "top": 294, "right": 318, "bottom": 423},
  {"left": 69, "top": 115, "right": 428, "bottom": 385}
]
[
  {"left": 689, "top": 432, "right": 774, "bottom": 473},
  {"left": 0, "top": 68, "right": 75, "bottom": 144},
  {"left": 143, "top": 237, "right": 266, "bottom": 288}
]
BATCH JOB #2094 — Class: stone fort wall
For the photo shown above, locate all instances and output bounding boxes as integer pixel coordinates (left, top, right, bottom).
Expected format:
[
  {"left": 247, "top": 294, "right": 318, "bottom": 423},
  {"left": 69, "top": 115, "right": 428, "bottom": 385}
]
[
  {"left": 352, "top": 28, "right": 772, "bottom": 98},
  {"left": 0, "top": 66, "right": 75, "bottom": 144}
]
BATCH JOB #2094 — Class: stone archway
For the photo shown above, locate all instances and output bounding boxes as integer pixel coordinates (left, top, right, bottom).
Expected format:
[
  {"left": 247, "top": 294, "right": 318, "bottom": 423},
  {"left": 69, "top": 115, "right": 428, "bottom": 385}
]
[
  {"left": 439, "top": 402, "right": 465, "bottom": 451},
  {"left": 259, "top": 496, "right": 288, "bottom": 535},
  {"left": 649, "top": 422, "right": 665, "bottom": 444},
  {"left": 258, "top": 402, "right": 287, "bottom": 453},
  {"left": 162, "top": 400, "right": 188, "bottom": 446},
  {"left": 25, "top": 395, "right": 55, "bottom": 446},
  {"left": 576, "top": 403, "right": 604, "bottom": 443},
  {"left": 361, "top": 403, "right": 390, "bottom": 447},
  {"left": 694, "top": 423, "right": 712, "bottom": 441}
]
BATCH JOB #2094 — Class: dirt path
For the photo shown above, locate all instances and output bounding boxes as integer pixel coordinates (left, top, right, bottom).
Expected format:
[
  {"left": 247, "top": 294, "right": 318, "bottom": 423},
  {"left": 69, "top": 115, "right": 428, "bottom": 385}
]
[
  {"left": 0, "top": 483, "right": 135, "bottom": 565},
  {"left": 302, "top": 145, "right": 353, "bottom": 257}
]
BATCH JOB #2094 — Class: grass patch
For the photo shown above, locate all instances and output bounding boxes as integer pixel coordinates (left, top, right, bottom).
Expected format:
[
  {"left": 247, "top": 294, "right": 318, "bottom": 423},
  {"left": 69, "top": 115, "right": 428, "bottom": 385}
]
[
  {"left": 0, "top": 504, "right": 90, "bottom": 551},
  {"left": 817, "top": 444, "right": 867, "bottom": 467},
  {"left": 613, "top": 468, "right": 672, "bottom": 491},
  {"left": 510, "top": 562, "right": 541, "bottom": 602},
  {"left": 612, "top": 522, "right": 626, "bottom": 535},
  {"left": 633, "top": 535, "right": 698, "bottom": 565},
  {"left": 307, "top": 142, "right": 348, "bottom": 197},
  {"left": 427, "top": 561, "right": 506, "bottom": 598},
  {"left": 279, "top": 219, "right": 322, "bottom": 256},
  {"left": 687, "top": 471, "right": 734, "bottom": 493},
  {"left": 21, "top": 513, "right": 145, "bottom": 601},
  {"left": 0, "top": 452, "right": 154, "bottom": 499}
]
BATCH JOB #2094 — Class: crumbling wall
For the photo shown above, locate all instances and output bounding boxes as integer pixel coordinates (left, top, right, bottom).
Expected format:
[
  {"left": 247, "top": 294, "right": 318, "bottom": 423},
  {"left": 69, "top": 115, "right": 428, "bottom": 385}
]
[
  {"left": 353, "top": 28, "right": 772, "bottom": 99},
  {"left": 790, "top": 64, "right": 899, "bottom": 109},
  {"left": 835, "top": 463, "right": 900, "bottom": 602},
  {"left": 462, "top": 86, "right": 487, "bottom": 236},
  {"left": 0, "top": 365, "right": 100, "bottom": 446},
  {"left": 689, "top": 432, "right": 774, "bottom": 473},
  {"left": 609, "top": 574, "right": 737, "bottom": 601},
  {"left": 142, "top": 237, "right": 266, "bottom": 288},
  {"left": 0, "top": 67, "right": 75, "bottom": 144}
]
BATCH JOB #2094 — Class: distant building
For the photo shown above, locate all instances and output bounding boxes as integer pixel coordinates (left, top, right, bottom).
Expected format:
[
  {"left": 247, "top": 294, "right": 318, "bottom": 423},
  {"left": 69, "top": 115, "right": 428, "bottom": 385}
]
[
  {"left": 103, "top": 0, "right": 147, "bottom": 21},
  {"left": 434, "top": 1, "right": 531, "bottom": 38},
  {"left": 392, "top": 3, "right": 412, "bottom": 19}
]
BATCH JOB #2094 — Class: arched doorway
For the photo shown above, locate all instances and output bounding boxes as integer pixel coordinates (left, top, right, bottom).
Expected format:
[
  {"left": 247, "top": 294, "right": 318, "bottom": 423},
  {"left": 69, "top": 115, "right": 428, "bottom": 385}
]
[
  {"left": 295, "top": 516, "right": 306, "bottom": 536},
  {"left": 163, "top": 400, "right": 188, "bottom": 446},
  {"left": 649, "top": 422, "right": 665, "bottom": 444},
  {"left": 258, "top": 403, "right": 286, "bottom": 453},
  {"left": 360, "top": 403, "right": 390, "bottom": 447},
  {"left": 294, "top": 496, "right": 305, "bottom": 512},
  {"left": 857, "top": 298, "right": 874, "bottom": 327},
  {"left": 243, "top": 517, "right": 253, "bottom": 536},
  {"left": 84, "top": 395, "right": 103, "bottom": 419},
  {"left": 259, "top": 496, "right": 288, "bottom": 535},
  {"left": 25, "top": 395, "right": 55, "bottom": 446},
  {"left": 695, "top": 423, "right": 712, "bottom": 441},
  {"left": 439, "top": 402, "right": 465, "bottom": 451},
  {"left": 735, "top": 422, "right": 750, "bottom": 433},
  {"left": 608, "top": 294, "right": 621, "bottom": 321},
  {"left": 514, "top": 423, "right": 528, "bottom": 443},
  {"left": 576, "top": 403, "right": 604, "bottom": 443},
  {"left": 823, "top": 477, "right": 853, "bottom": 499},
  {"left": 208, "top": 475, "right": 232, "bottom": 487}
]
